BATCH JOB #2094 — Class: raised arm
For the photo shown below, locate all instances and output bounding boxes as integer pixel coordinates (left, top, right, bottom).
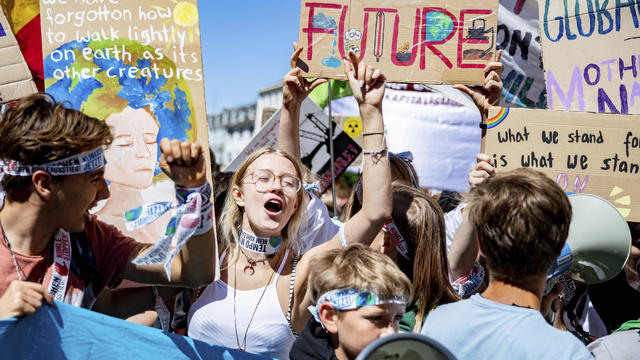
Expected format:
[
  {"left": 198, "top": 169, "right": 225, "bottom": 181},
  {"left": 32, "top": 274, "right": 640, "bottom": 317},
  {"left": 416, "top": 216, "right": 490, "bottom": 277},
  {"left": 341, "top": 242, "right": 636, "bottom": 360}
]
[
  {"left": 448, "top": 153, "right": 494, "bottom": 281},
  {"left": 122, "top": 139, "right": 216, "bottom": 288},
  {"left": 291, "top": 54, "right": 391, "bottom": 331},
  {"left": 278, "top": 44, "right": 327, "bottom": 162}
]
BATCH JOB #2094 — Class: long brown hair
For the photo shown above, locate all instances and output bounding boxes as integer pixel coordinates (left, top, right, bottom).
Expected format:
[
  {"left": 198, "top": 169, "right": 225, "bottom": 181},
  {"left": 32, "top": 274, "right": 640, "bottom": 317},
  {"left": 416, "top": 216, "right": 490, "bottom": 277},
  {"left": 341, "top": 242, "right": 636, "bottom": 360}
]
[{"left": 389, "top": 183, "right": 459, "bottom": 332}]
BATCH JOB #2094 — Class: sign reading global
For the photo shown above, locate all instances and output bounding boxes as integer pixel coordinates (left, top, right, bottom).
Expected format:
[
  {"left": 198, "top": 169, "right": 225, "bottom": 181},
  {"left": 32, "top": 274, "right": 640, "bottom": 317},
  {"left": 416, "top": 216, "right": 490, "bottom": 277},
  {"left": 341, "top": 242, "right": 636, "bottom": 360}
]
[{"left": 424, "top": 11, "right": 454, "bottom": 42}]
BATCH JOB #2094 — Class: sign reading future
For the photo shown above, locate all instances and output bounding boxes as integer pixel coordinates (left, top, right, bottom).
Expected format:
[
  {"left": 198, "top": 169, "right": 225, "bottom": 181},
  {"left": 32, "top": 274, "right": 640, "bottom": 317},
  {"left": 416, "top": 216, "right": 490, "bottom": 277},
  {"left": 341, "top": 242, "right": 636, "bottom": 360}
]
[{"left": 298, "top": 0, "right": 499, "bottom": 84}]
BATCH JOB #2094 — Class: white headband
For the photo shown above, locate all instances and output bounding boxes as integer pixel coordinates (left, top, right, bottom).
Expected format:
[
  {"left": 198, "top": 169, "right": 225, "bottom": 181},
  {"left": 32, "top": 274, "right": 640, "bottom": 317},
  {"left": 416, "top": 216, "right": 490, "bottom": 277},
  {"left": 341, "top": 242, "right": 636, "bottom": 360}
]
[
  {"left": 308, "top": 288, "right": 407, "bottom": 325},
  {"left": 0, "top": 147, "right": 105, "bottom": 208}
]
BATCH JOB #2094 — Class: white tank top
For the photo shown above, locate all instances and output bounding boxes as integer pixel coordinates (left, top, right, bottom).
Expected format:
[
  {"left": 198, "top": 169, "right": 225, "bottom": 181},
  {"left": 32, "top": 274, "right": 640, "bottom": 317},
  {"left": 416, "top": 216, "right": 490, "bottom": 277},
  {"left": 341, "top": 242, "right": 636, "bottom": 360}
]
[{"left": 188, "top": 249, "right": 296, "bottom": 359}]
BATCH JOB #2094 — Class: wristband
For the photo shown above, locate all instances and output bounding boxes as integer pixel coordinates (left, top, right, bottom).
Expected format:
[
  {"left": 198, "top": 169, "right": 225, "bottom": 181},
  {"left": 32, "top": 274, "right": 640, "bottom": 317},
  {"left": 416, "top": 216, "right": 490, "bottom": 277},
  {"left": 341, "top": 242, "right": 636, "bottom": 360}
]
[{"left": 176, "top": 182, "right": 212, "bottom": 205}]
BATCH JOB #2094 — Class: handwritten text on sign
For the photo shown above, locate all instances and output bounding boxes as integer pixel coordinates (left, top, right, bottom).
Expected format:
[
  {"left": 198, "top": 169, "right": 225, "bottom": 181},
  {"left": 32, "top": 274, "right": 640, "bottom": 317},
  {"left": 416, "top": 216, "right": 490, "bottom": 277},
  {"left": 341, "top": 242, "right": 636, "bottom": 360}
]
[
  {"left": 483, "top": 107, "right": 640, "bottom": 221},
  {"left": 540, "top": 0, "right": 640, "bottom": 114},
  {"left": 298, "top": 0, "right": 498, "bottom": 84}
]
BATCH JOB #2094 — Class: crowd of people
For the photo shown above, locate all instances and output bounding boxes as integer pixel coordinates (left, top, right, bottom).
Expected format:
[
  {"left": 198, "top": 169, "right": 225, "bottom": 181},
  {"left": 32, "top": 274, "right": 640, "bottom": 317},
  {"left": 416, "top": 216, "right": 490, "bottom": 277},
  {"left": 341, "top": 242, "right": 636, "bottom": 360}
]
[{"left": 0, "top": 45, "right": 639, "bottom": 360}]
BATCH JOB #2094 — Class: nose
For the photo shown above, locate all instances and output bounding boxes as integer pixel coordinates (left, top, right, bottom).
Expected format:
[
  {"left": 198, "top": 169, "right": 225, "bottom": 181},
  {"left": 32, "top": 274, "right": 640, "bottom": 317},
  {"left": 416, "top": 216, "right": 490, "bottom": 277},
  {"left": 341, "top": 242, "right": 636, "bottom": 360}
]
[
  {"left": 268, "top": 176, "right": 283, "bottom": 193},
  {"left": 134, "top": 136, "right": 151, "bottom": 158},
  {"left": 379, "top": 323, "right": 396, "bottom": 338},
  {"left": 96, "top": 178, "right": 110, "bottom": 201}
]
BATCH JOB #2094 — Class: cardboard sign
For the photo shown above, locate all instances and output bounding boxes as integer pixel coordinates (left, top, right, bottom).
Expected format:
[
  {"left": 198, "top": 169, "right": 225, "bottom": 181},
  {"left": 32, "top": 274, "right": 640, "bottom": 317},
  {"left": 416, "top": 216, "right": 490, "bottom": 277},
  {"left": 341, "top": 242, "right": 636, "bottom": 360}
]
[
  {"left": 225, "top": 98, "right": 361, "bottom": 192},
  {"left": 0, "top": 4, "right": 37, "bottom": 104},
  {"left": 497, "top": 0, "right": 546, "bottom": 109},
  {"left": 298, "top": 0, "right": 498, "bottom": 84},
  {"left": 540, "top": 0, "right": 640, "bottom": 114},
  {"left": 483, "top": 106, "right": 640, "bottom": 221},
  {"left": 40, "top": 0, "right": 209, "bottom": 244}
]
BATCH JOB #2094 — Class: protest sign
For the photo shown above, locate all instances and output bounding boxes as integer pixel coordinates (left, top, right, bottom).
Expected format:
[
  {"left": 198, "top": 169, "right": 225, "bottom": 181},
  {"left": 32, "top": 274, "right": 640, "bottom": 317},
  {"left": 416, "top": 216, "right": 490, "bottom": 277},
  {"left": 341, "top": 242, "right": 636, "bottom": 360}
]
[
  {"left": 483, "top": 106, "right": 640, "bottom": 221},
  {"left": 0, "top": 301, "right": 269, "bottom": 359},
  {"left": 0, "top": 4, "right": 37, "bottom": 104},
  {"left": 40, "top": 0, "right": 209, "bottom": 244},
  {"left": 497, "top": 0, "right": 546, "bottom": 108},
  {"left": 225, "top": 98, "right": 361, "bottom": 192},
  {"left": 328, "top": 83, "right": 482, "bottom": 191},
  {"left": 298, "top": 0, "right": 498, "bottom": 84},
  {"left": 540, "top": 0, "right": 640, "bottom": 114}
]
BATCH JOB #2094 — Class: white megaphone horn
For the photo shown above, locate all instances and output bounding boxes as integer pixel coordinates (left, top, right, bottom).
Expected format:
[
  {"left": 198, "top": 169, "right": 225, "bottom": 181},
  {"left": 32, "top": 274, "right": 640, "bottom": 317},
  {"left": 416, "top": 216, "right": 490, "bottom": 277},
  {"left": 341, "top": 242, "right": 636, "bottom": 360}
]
[{"left": 547, "top": 193, "right": 632, "bottom": 284}]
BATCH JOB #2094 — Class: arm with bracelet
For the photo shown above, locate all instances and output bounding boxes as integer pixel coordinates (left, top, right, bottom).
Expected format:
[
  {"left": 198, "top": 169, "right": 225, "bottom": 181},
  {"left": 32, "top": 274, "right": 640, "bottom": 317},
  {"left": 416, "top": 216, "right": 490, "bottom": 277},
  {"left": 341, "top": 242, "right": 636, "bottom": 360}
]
[
  {"left": 290, "top": 52, "right": 392, "bottom": 331},
  {"left": 121, "top": 139, "right": 216, "bottom": 288}
]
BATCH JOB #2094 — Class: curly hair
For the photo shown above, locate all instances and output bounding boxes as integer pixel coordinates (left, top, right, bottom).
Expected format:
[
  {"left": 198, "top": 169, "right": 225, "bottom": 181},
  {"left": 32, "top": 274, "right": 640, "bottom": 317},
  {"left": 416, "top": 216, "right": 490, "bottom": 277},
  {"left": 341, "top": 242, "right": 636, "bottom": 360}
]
[{"left": 0, "top": 93, "right": 112, "bottom": 201}]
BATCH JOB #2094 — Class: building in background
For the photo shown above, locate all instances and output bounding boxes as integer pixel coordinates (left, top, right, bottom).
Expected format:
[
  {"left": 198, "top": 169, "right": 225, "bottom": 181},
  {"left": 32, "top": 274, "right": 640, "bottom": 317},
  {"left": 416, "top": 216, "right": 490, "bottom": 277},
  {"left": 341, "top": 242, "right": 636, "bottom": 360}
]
[
  {"left": 208, "top": 104, "right": 255, "bottom": 166},
  {"left": 207, "top": 82, "right": 283, "bottom": 168},
  {"left": 255, "top": 83, "right": 282, "bottom": 130}
]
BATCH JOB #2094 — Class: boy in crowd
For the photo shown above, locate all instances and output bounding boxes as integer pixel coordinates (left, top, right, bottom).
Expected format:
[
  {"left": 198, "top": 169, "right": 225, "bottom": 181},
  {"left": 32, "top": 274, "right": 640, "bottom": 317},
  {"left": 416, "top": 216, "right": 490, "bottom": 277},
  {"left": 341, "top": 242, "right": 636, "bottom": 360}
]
[
  {"left": 290, "top": 244, "right": 412, "bottom": 360},
  {"left": 421, "top": 168, "right": 593, "bottom": 359},
  {"left": 0, "top": 94, "right": 215, "bottom": 319}
]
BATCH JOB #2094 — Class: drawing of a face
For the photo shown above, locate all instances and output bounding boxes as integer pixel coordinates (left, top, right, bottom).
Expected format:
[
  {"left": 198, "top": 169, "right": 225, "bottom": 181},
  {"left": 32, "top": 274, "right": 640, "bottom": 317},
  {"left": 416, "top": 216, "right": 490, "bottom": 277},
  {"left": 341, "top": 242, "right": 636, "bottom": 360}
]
[{"left": 104, "top": 106, "right": 159, "bottom": 189}]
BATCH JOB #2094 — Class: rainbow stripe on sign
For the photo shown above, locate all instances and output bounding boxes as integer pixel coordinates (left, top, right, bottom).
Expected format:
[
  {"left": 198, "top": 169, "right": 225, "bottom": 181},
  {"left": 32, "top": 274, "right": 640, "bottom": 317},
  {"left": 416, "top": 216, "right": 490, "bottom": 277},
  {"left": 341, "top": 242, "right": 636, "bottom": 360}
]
[{"left": 487, "top": 107, "right": 509, "bottom": 129}]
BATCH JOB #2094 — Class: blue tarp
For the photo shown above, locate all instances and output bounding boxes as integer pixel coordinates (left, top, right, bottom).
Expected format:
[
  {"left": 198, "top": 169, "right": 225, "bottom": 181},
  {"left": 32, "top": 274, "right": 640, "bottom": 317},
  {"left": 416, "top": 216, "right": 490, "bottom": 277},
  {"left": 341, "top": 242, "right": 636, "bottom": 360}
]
[{"left": 0, "top": 301, "right": 273, "bottom": 360}]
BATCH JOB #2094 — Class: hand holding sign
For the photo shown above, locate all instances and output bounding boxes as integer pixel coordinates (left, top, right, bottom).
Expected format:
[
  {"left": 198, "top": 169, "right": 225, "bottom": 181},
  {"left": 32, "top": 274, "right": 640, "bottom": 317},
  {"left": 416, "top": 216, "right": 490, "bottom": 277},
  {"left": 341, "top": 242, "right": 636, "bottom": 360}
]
[
  {"left": 158, "top": 138, "right": 206, "bottom": 188},
  {"left": 454, "top": 49, "right": 503, "bottom": 121},
  {"left": 282, "top": 43, "right": 327, "bottom": 112},
  {"left": 344, "top": 51, "right": 386, "bottom": 111}
]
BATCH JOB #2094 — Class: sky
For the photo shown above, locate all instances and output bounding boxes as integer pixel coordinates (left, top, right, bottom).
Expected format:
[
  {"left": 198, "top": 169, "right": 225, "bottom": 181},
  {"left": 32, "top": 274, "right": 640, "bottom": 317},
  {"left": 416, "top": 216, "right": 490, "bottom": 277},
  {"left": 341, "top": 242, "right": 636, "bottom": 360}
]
[{"left": 197, "top": 1, "right": 302, "bottom": 114}]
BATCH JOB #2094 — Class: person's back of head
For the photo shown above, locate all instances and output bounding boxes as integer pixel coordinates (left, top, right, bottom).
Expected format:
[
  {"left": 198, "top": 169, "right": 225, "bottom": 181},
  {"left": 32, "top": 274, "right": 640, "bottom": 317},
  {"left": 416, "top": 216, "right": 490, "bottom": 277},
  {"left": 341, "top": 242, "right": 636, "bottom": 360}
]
[
  {"left": 466, "top": 168, "right": 572, "bottom": 285},
  {"left": 0, "top": 93, "right": 112, "bottom": 203}
]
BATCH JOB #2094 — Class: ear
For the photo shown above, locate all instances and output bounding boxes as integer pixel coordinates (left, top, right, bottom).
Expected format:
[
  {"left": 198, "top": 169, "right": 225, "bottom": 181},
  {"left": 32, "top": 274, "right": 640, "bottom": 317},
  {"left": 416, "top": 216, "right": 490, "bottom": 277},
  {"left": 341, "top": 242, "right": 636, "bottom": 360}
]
[
  {"left": 31, "top": 170, "right": 53, "bottom": 201},
  {"left": 318, "top": 303, "right": 339, "bottom": 334},
  {"left": 231, "top": 184, "right": 245, "bottom": 208},
  {"left": 477, "top": 235, "right": 485, "bottom": 256},
  {"left": 380, "top": 233, "right": 395, "bottom": 255}
]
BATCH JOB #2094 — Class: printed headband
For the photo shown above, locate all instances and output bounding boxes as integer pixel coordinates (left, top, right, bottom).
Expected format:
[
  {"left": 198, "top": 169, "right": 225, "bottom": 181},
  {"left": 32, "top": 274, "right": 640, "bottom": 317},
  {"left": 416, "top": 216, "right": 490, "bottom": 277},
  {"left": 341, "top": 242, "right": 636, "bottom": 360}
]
[
  {"left": 0, "top": 147, "right": 105, "bottom": 208},
  {"left": 308, "top": 288, "right": 407, "bottom": 325},
  {"left": 382, "top": 218, "right": 410, "bottom": 260}
]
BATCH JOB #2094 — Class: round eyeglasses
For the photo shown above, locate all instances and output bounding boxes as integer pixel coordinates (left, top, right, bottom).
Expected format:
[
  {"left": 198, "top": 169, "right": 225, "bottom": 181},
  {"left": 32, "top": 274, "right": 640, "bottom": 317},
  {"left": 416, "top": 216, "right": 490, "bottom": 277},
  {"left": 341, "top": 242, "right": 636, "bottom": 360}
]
[{"left": 243, "top": 169, "right": 302, "bottom": 193}]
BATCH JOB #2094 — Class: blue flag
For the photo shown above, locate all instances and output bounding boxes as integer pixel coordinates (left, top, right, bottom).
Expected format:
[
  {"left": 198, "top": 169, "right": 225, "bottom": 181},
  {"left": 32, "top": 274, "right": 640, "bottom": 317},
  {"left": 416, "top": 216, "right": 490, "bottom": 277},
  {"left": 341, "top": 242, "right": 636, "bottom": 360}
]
[{"left": 0, "top": 301, "right": 273, "bottom": 360}]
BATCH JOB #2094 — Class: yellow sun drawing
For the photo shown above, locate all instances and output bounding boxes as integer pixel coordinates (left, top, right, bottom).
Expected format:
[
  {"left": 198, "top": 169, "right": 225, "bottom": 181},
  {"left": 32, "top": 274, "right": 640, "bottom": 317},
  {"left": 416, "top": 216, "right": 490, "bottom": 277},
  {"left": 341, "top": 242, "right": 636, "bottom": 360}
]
[
  {"left": 609, "top": 186, "right": 631, "bottom": 218},
  {"left": 153, "top": 0, "right": 200, "bottom": 53}
]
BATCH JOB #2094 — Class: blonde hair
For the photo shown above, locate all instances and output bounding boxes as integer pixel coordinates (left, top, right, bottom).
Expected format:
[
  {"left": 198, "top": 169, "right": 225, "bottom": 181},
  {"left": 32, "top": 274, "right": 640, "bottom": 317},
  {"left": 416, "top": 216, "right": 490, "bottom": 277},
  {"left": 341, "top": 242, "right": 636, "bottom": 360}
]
[
  {"left": 219, "top": 147, "right": 307, "bottom": 257},
  {"left": 308, "top": 244, "right": 413, "bottom": 305}
]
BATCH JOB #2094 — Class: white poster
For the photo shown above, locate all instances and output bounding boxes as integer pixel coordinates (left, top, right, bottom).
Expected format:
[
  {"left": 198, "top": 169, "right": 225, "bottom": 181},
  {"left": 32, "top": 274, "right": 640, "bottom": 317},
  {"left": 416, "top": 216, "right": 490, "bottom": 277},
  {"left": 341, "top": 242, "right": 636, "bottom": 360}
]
[{"left": 329, "top": 84, "right": 481, "bottom": 192}]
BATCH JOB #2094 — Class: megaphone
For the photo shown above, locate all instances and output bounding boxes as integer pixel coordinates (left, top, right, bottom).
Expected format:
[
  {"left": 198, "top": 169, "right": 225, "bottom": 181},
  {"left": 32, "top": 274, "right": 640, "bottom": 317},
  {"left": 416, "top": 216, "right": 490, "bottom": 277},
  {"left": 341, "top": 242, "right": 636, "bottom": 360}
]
[{"left": 547, "top": 193, "right": 631, "bottom": 284}]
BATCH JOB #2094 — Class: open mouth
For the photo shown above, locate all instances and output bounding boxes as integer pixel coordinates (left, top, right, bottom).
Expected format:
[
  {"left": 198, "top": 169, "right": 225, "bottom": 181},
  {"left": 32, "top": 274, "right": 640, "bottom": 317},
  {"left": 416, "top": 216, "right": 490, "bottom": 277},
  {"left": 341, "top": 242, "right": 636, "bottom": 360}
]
[{"left": 264, "top": 199, "right": 283, "bottom": 215}]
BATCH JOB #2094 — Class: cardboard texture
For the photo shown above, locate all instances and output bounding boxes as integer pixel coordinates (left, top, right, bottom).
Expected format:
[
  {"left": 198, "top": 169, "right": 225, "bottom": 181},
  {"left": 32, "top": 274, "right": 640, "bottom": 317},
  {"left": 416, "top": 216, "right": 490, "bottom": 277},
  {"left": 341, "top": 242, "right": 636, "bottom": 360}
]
[
  {"left": 298, "top": 0, "right": 498, "bottom": 84},
  {"left": 40, "top": 0, "right": 210, "bottom": 246},
  {"left": 498, "top": 0, "right": 546, "bottom": 109},
  {"left": 540, "top": 0, "right": 640, "bottom": 114},
  {"left": 0, "top": 4, "right": 37, "bottom": 104},
  {"left": 225, "top": 98, "right": 361, "bottom": 192},
  {"left": 483, "top": 106, "right": 640, "bottom": 221}
]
